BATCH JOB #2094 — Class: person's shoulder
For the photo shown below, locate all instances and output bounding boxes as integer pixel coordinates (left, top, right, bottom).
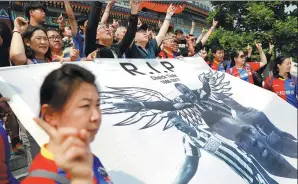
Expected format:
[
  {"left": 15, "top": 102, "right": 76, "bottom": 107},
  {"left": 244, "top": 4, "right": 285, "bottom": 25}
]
[
  {"left": 290, "top": 74, "right": 297, "bottom": 81},
  {"left": 93, "top": 156, "right": 113, "bottom": 183},
  {"left": 149, "top": 38, "right": 158, "bottom": 47},
  {"left": 265, "top": 75, "right": 276, "bottom": 84},
  {"left": 21, "top": 153, "right": 58, "bottom": 184},
  {"left": 29, "top": 153, "right": 57, "bottom": 172}
]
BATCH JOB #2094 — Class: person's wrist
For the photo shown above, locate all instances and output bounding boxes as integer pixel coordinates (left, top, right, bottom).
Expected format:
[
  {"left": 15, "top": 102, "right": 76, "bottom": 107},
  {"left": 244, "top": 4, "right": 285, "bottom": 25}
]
[
  {"left": 13, "top": 28, "right": 21, "bottom": 33},
  {"left": 165, "top": 14, "right": 173, "bottom": 19},
  {"left": 131, "top": 9, "right": 138, "bottom": 15}
]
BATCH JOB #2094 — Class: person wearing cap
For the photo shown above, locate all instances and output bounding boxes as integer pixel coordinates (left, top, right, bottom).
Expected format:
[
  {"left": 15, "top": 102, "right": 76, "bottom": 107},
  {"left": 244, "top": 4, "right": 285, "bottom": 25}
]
[
  {"left": 24, "top": 2, "right": 47, "bottom": 27},
  {"left": 125, "top": 4, "right": 177, "bottom": 59},
  {"left": 158, "top": 33, "right": 177, "bottom": 59},
  {"left": 174, "top": 29, "right": 192, "bottom": 57},
  {"left": 159, "top": 33, "right": 195, "bottom": 59},
  {"left": 85, "top": 0, "right": 138, "bottom": 59}
]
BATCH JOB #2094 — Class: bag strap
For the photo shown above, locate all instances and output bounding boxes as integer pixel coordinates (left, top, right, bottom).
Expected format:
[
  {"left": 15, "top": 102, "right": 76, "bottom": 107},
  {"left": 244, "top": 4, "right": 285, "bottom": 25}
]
[{"left": 26, "top": 169, "right": 70, "bottom": 184}]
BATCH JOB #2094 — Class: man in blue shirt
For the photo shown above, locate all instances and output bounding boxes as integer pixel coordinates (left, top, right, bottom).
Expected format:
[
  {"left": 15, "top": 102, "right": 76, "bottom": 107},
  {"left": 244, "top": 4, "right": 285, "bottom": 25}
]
[{"left": 126, "top": 4, "right": 177, "bottom": 59}]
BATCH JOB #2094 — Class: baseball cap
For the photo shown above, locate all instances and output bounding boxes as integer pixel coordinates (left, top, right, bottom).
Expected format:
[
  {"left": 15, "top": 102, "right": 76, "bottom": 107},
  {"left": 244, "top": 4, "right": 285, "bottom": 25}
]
[{"left": 137, "top": 24, "right": 148, "bottom": 32}]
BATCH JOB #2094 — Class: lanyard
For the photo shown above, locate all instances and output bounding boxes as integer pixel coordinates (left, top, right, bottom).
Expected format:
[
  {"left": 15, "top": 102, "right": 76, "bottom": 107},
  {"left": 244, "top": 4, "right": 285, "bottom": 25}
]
[{"left": 32, "top": 59, "right": 38, "bottom": 64}]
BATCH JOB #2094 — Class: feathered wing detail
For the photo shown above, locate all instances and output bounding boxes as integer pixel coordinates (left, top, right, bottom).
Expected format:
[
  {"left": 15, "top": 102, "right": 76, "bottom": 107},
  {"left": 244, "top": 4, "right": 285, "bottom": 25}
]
[
  {"left": 199, "top": 70, "right": 233, "bottom": 100},
  {"left": 100, "top": 86, "right": 175, "bottom": 130},
  {"left": 100, "top": 86, "right": 204, "bottom": 131}
]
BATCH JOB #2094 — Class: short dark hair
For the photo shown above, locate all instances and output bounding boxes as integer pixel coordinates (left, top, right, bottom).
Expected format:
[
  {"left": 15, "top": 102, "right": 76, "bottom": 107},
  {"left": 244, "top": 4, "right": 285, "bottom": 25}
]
[
  {"left": 24, "top": 2, "right": 47, "bottom": 20},
  {"left": 175, "top": 29, "right": 183, "bottom": 35},
  {"left": 39, "top": 64, "right": 98, "bottom": 116},
  {"left": 22, "top": 26, "right": 52, "bottom": 61},
  {"left": 211, "top": 45, "right": 224, "bottom": 54},
  {"left": 230, "top": 50, "right": 242, "bottom": 68},
  {"left": 47, "top": 28, "right": 63, "bottom": 37},
  {"left": 272, "top": 56, "right": 290, "bottom": 78}
]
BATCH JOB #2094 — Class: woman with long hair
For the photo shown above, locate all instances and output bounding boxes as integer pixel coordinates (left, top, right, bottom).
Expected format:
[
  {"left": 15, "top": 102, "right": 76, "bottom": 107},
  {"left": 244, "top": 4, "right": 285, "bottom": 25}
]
[
  {"left": 227, "top": 41, "right": 267, "bottom": 84},
  {"left": 22, "top": 64, "right": 112, "bottom": 184},
  {"left": 264, "top": 56, "right": 297, "bottom": 108},
  {"left": 10, "top": 17, "right": 51, "bottom": 65}
]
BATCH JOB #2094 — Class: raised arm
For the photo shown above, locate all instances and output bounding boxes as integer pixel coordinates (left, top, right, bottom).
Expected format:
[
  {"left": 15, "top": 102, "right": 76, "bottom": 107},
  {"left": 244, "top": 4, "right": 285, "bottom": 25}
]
[
  {"left": 101, "top": 0, "right": 115, "bottom": 24},
  {"left": 155, "top": 4, "right": 176, "bottom": 46},
  {"left": 196, "top": 28, "right": 206, "bottom": 44},
  {"left": 190, "top": 21, "right": 195, "bottom": 35},
  {"left": 259, "top": 43, "right": 274, "bottom": 74},
  {"left": 255, "top": 40, "right": 267, "bottom": 68},
  {"left": 57, "top": 14, "right": 65, "bottom": 34},
  {"left": 118, "top": 0, "right": 138, "bottom": 55},
  {"left": 64, "top": 0, "right": 78, "bottom": 36},
  {"left": 246, "top": 44, "right": 252, "bottom": 61},
  {"left": 185, "top": 34, "right": 195, "bottom": 56},
  {"left": 85, "top": 1, "right": 103, "bottom": 56},
  {"left": 200, "top": 19, "right": 218, "bottom": 46},
  {"left": 9, "top": 17, "right": 28, "bottom": 65}
]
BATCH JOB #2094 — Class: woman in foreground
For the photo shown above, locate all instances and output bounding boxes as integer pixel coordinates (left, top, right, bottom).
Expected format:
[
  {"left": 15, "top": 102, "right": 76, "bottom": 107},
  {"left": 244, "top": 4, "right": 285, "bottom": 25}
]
[{"left": 22, "top": 64, "right": 112, "bottom": 184}]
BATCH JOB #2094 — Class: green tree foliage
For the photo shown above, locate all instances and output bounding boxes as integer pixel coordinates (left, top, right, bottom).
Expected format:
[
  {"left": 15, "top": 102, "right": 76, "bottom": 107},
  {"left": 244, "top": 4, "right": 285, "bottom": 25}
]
[{"left": 206, "top": 2, "right": 298, "bottom": 61}]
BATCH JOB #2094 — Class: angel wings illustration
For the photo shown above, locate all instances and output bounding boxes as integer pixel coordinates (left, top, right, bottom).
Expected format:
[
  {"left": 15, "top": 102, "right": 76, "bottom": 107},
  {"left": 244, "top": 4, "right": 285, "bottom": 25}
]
[
  {"left": 100, "top": 70, "right": 232, "bottom": 131},
  {"left": 100, "top": 70, "right": 298, "bottom": 183}
]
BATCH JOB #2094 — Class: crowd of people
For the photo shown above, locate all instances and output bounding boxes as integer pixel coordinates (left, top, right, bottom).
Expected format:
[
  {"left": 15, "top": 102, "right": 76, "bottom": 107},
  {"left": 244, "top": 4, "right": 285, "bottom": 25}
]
[{"left": 0, "top": 0, "right": 297, "bottom": 183}]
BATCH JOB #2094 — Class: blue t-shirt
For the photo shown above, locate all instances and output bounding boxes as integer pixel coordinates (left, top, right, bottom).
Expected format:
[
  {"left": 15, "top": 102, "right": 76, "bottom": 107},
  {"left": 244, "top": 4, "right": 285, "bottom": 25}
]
[
  {"left": 72, "top": 32, "right": 85, "bottom": 58},
  {"left": 125, "top": 39, "right": 159, "bottom": 59}
]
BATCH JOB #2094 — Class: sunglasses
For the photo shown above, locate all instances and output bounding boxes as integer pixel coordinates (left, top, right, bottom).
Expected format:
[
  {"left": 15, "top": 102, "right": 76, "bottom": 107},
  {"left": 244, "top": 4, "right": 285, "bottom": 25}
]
[{"left": 239, "top": 55, "right": 246, "bottom": 58}]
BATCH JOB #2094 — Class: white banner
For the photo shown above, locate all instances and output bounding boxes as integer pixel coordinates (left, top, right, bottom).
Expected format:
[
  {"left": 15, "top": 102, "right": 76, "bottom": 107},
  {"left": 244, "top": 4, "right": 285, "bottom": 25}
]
[{"left": 0, "top": 57, "right": 297, "bottom": 184}]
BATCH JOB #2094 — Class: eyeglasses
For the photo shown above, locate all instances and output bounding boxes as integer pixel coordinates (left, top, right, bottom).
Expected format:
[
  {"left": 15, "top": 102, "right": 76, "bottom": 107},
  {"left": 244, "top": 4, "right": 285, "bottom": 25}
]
[
  {"left": 239, "top": 55, "right": 246, "bottom": 58},
  {"left": 48, "top": 35, "right": 62, "bottom": 40}
]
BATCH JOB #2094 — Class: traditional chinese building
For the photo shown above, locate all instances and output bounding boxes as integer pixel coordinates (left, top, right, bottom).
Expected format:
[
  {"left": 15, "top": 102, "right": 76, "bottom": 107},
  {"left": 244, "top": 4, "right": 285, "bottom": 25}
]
[{"left": 0, "top": 1, "right": 210, "bottom": 36}]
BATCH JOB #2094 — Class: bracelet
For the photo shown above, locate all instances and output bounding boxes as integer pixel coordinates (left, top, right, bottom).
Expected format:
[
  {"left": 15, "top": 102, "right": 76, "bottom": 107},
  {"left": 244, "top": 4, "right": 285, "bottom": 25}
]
[
  {"left": 12, "top": 30, "right": 21, "bottom": 34},
  {"left": 165, "top": 14, "right": 172, "bottom": 20},
  {"left": 165, "top": 18, "right": 171, "bottom": 21},
  {"left": 104, "top": 10, "right": 110, "bottom": 13}
]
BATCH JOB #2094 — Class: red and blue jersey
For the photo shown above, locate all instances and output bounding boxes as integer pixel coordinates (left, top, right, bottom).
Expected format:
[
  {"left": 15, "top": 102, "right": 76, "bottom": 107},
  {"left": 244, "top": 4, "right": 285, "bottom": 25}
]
[
  {"left": 0, "top": 120, "right": 19, "bottom": 184},
  {"left": 210, "top": 60, "right": 231, "bottom": 72},
  {"left": 228, "top": 62, "right": 261, "bottom": 84},
  {"left": 264, "top": 75, "right": 298, "bottom": 108},
  {"left": 22, "top": 145, "right": 113, "bottom": 184}
]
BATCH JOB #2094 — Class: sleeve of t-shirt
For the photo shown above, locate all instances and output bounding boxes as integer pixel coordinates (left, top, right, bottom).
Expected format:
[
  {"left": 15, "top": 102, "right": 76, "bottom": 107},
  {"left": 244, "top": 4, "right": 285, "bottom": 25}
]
[
  {"left": 72, "top": 32, "right": 83, "bottom": 50},
  {"left": 249, "top": 62, "right": 261, "bottom": 72},
  {"left": 150, "top": 39, "right": 159, "bottom": 56}
]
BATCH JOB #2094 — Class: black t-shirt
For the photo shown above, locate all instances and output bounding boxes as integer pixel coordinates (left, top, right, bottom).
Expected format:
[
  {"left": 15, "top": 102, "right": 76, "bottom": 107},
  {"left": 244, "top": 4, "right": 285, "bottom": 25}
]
[
  {"left": 0, "top": 22, "right": 12, "bottom": 67},
  {"left": 176, "top": 39, "right": 188, "bottom": 55}
]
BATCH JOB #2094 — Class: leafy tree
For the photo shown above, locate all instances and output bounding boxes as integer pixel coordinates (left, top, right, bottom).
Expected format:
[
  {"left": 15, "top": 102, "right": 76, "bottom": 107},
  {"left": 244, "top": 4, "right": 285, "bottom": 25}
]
[{"left": 206, "top": 1, "right": 298, "bottom": 62}]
